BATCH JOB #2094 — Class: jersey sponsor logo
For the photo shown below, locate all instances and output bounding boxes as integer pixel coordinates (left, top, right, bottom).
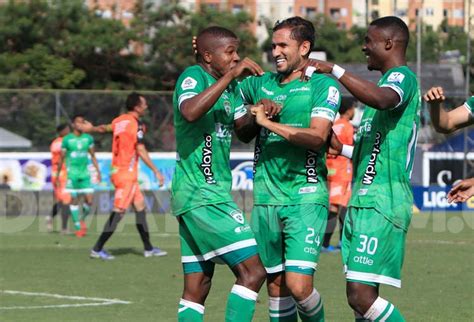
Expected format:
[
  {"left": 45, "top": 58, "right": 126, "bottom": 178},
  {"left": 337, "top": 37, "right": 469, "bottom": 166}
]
[
  {"left": 326, "top": 86, "right": 340, "bottom": 107},
  {"left": 232, "top": 161, "right": 253, "bottom": 190},
  {"left": 229, "top": 210, "right": 244, "bottom": 224},
  {"left": 305, "top": 150, "right": 319, "bottom": 183},
  {"left": 261, "top": 86, "right": 274, "bottom": 95},
  {"left": 289, "top": 86, "right": 310, "bottom": 93},
  {"left": 274, "top": 94, "right": 287, "bottom": 102},
  {"left": 201, "top": 134, "right": 216, "bottom": 184},
  {"left": 352, "top": 255, "right": 374, "bottom": 265},
  {"left": 114, "top": 120, "right": 130, "bottom": 135},
  {"left": 387, "top": 72, "right": 405, "bottom": 84},
  {"left": 234, "top": 225, "right": 251, "bottom": 233},
  {"left": 299, "top": 186, "right": 317, "bottom": 194},
  {"left": 181, "top": 77, "right": 197, "bottom": 90},
  {"left": 362, "top": 131, "right": 382, "bottom": 185}
]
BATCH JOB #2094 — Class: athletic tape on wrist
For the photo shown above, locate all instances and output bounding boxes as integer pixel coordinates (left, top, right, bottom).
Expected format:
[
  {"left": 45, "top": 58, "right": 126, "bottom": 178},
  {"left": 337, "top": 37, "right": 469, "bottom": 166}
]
[{"left": 331, "top": 64, "right": 345, "bottom": 79}]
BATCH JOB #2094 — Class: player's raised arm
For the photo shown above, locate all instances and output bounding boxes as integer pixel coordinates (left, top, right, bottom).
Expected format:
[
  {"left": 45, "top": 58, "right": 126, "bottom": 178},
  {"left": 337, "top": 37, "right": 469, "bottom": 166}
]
[
  {"left": 424, "top": 87, "right": 474, "bottom": 133},
  {"left": 78, "top": 120, "right": 112, "bottom": 133},
  {"left": 301, "top": 59, "right": 400, "bottom": 110}
]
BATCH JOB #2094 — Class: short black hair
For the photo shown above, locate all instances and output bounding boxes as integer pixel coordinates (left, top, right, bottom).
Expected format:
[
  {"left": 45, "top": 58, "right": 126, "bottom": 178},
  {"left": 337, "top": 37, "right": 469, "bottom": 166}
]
[
  {"left": 72, "top": 114, "right": 84, "bottom": 122},
  {"left": 273, "top": 16, "right": 315, "bottom": 53},
  {"left": 370, "top": 16, "right": 409, "bottom": 49},
  {"left": 126, "top": 92, "right": 143, "bottom": 111},
  {"left": 56, "top": 123, "right": 69, "bottom": 133},
  {"left": 339, "top": 97, "right": 356, "bottom": 115},
  {"left": 195, "top": 26, "right": 238, "bottom": 62}
]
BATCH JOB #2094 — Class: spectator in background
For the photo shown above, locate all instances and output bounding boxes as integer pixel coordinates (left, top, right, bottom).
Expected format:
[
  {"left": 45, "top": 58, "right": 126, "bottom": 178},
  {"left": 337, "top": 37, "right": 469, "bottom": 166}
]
[
  {"left": 424, "top": 88, "right": 474, "bottom": 203},
  {"left": 46, "top": 123, "right": 71, "bottom": 233},
  {"left": 323, "top": 98, "right": 356, "bottom": 253},
  {"left": 0, "top": 174, "right": 10, "bottom": 190}
]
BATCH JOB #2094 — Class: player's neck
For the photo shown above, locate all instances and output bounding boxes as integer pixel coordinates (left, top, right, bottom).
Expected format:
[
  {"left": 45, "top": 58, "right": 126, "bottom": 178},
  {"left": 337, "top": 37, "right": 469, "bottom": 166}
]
[
  {"left": 127, "top": 111, "right": 140, "bottom": 119},
  {"left": 73, "top": 130, "right": 81, "bottom": 136},
  {"left": 381, "top": 56, "right": 406, "bottom": 74}
]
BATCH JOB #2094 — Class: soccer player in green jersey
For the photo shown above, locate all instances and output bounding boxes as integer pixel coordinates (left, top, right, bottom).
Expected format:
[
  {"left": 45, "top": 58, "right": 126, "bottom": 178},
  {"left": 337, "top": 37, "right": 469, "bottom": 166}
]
[
  {"left": 302, "top": 16, "right": 420, "bottom": 321},
  {"left": 239, "top": 17, "right": 342, "bottom": 322},
  {"left": 172, "top": 26, "right": 280, "bottom": 322},
  {"left": 57, "top": 115, "right": 101, "bottom": 238},
  {"left": 423, "top": 88, "right": 474, "bottom": 203}
]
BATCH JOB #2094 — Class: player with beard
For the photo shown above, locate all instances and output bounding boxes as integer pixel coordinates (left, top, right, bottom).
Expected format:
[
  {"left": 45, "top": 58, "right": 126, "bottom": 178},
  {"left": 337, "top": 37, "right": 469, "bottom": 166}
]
[
  {"left": 302, "top": 16, "right": 420, "bottom": 321},
  {"left": 240, "top": 16, "right": 342, "bottom": 321}
]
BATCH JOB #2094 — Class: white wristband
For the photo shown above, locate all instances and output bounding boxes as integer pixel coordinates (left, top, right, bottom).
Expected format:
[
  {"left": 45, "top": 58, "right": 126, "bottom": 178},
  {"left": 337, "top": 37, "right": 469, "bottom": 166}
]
[
  {"left": 331, "top": 64, "right": 345, "bottom": 79},
  {"left": 341, "top": 144, "right": 354, "bottom": 159}
]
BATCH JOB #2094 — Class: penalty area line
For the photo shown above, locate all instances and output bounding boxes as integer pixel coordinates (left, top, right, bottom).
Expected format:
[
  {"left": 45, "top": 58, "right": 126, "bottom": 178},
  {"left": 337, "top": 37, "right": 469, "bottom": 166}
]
[{"left": 0, "top": 290, "right": 131, "bottom": 310}]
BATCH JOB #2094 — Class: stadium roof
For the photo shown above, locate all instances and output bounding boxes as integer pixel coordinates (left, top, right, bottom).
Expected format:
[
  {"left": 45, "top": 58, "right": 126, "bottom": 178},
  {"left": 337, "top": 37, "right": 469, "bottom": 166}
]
[
  {"left": 0, "top": 127, "right": 32, "bottom": 148},
  {"left": 339, "top": 63, "right": 466, "bottom": 97}
]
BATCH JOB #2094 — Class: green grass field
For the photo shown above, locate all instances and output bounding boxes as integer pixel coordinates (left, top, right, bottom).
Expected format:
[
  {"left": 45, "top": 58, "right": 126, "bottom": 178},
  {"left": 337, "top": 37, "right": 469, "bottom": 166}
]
[{"left": 1, "top": 212, "right": 473, "bottom": 321}]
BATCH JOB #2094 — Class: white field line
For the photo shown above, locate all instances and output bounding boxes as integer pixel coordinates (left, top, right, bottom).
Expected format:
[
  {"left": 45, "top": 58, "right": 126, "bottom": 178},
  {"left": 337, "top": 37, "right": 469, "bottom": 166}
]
[{"left": 0, "top": 290, "right": 131, "bottom": 310}]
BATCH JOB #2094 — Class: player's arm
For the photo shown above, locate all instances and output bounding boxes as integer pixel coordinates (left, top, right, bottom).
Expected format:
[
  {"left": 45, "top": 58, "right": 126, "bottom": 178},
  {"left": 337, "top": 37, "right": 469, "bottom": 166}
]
[
  {"left": 88, "top": 147, "right": 102, "bottom": 183},
  {"left": 55, "top": 150, "right": 66, "bottom": 186},
  {"left": 137, "top": 144, "right": 165, "bottom": 186},
  {"left": 301, "top": 60, "right": 400, "bottom": 110},
  {"left": 234, "top": 99, "right": 282, "bottom": 143},
  {"left": 251, "top": 105, "right": 332, "bottom": 151},
  {"left": 79, "top": 120, "right": 112, "bottom": 133},
  {"left": 180, "top": 58, "right": 264, "bottom": 122},
  {"left": 423, "top": 87, "right": 473, "bottom": 133}
]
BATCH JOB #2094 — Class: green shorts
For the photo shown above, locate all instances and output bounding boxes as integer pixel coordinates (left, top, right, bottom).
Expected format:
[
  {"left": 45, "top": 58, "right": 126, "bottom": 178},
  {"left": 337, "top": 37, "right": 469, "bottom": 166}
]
[
  {"left": 251, "top": 203, "right": 328, "bottom": 276},
  {"left": 179, "top": 202, "right": 258, "bottom": 275},
  {"left": 341, "top": 207, "right": 406, "bottom": 288},
  {"left": 65, "top": 176, "right": 93, "bottom": 196}
]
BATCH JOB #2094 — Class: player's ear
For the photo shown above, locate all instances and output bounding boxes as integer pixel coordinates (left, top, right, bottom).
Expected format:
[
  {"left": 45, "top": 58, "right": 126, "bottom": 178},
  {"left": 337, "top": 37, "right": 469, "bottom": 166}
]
[
  {"left": 300, "top": 40, "right": 311, "bottom": 57},
  {"left": 385, "top": 39, "right": 393, "bottom": 50},
  {"left": 203, "top": 50, "right": 212, "bottom": 64}
]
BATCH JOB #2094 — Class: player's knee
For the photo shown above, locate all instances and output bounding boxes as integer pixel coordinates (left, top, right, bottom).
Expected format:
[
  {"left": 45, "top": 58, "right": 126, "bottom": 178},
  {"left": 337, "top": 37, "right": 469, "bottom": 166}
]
[
  {"left": 286, "top": 280, "right": 313, "bottom": 301},
  {"left": 346, "top": 286, "right": 376, "bottom": 314},
  {"left": 237, "top": 263, "right": 266, "bottom": 290}
]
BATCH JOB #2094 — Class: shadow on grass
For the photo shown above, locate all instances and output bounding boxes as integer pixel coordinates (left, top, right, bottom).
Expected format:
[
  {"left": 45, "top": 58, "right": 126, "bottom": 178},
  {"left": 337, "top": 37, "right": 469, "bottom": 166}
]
[{"left": 110, "top": 247, "right": 143, "bottom": 257}]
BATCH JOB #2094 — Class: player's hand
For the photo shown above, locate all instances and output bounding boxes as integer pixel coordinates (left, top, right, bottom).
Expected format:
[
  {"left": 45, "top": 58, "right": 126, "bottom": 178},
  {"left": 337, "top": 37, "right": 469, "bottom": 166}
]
[
  {"left": 78, "top": 120, "right": 95, "bottom": 133},
  {"left": 423, "top": 87, "right": 446, "bottom": 104},
  {"left": 229, "top": 58, "right": 264, "bottom": 79},
  {"left": 154, "top": 170, "right": 165, "bottom": 187},
  {"left": 257, "top": 99, "right": 281, "bottom": 119},
  {"left": 447, "top": 177, "right": 474, "bottom": 203},
  {"left": 299, "top": 59, "right": 333, "bottom": 82},
  {"left": 250, "top": 104, "right": 269, "bottom": 126},
  {"left": 96, "top": 173, "right": 102, "bottom": 184},
  {"left": 327, "top": 130, "right": 343, "bottom": 156}
]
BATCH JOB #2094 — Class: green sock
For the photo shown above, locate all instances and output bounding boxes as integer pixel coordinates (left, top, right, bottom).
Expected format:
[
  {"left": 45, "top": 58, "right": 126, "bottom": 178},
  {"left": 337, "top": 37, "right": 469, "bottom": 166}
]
[
  {"left": 70, "top": 205, "right": 80, "bottom": 231},
  {"left": 178, "top": 299, "right": 204, "bottom": 322},
  {"left": 297, "top": 288, "right": 325, "bottom": 322},
  {"left": 82, "top": 204, "right": 90, "bottom": 220},
  {"left": 269, "top": 296, "right": 298, "bottom": 322},
  {"left": 225, "top": 285, "right": 258, "bottom": 322},
  {"left": 364, "top": 297, "right": 405, "bottom": 322}
]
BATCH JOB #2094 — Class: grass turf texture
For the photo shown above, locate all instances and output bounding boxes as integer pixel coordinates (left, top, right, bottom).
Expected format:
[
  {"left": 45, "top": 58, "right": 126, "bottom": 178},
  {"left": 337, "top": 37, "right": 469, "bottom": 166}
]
[{"left": 0, "top": 211, "right": 472, "bottom": 321}]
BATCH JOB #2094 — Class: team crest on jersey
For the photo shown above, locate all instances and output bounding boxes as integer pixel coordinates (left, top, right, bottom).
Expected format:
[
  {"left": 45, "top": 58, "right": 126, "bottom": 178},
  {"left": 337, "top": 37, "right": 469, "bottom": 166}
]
[
  {"left": 223, "top": 101, "right": 231, "bottom": 116},
  {"left": 387, "top": 72, "right": 405, "bottom": 84},
  {"left": 181, "top": 77, "right": 197, "bottom": 90},
  {"left": 229, "top": 210, "right": 244, "bottom": 224},
  {"left": 326, "top": 86, "right": 340, "bottom": 107}
]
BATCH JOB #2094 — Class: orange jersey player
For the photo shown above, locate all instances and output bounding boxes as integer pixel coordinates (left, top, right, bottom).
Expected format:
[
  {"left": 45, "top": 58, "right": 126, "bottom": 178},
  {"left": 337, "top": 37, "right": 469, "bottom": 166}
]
[
  {"left": 323, "top": 99, "right": 356, "bottom": 252},
  {"left": 80, "top": 92, "right": 166, "bottom": 260},
  {"left": 46, "top": 123, "right": 71, "bottom": 233}
]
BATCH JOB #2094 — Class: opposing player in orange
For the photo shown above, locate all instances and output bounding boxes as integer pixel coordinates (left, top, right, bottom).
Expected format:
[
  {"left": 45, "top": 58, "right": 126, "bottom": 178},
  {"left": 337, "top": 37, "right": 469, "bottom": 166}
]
[
  {"left": 322, "top": 99, "right": 356, "bottom": 253},
  {"left": 46, "top": 123, "right": 71, "bottom": 234},
  {"left": 84, "top": 92, "right": 167, "bottom": 260}
]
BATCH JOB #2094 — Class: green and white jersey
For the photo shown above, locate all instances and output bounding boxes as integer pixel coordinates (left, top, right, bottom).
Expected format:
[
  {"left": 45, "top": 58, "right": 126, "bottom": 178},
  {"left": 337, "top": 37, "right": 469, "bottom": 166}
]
[
  {"left": 239, "top": 72, "right": 341, "bottom": 206},
  {"left": 463, "top": 96, "right": 473, "bottom": 115},
  {"left": 350, "top": 66, "right": 421, "bottom": 231},
  {"left": 61, "top": 133, "right": 94, "bottom": 179},
  {"left": 171, "top": 65, "right": 247, "bottom": 216}
]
